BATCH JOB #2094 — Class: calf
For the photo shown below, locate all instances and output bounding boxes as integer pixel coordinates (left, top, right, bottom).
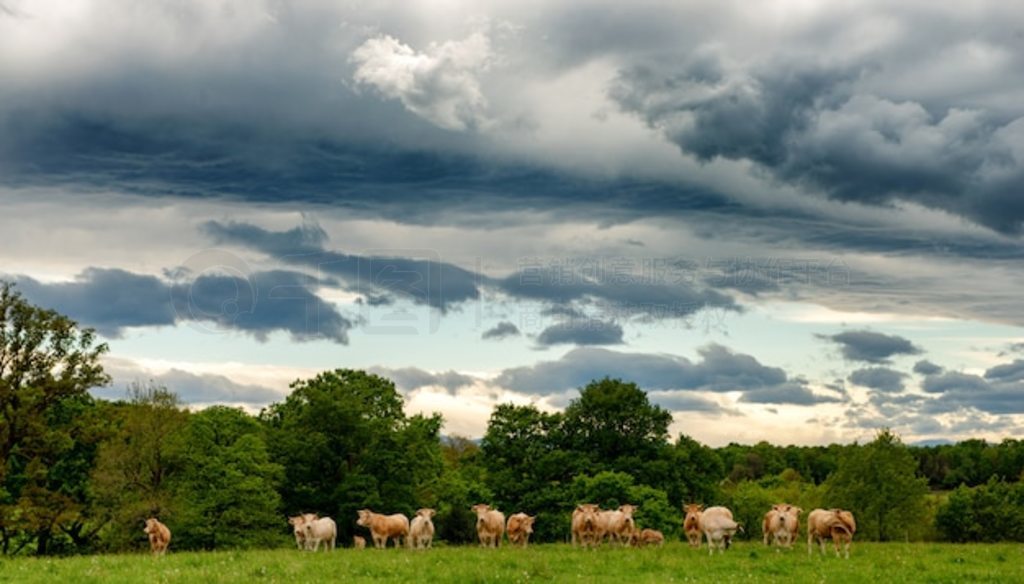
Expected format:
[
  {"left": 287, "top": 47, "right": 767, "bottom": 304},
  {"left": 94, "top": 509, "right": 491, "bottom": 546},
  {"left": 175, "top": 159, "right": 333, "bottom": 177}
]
[
  {"left": 409, "top": 508, "right": 436, "bottom": 550},
  {"left": 631, "top": 528, "right": 664, "bottom": 547},
  {"left": 143, "top": 518, "right": 171, "bottom": 556},
  {"left": 472, "top": 504, "right": 505, "bottom": 548},
  {"left": 353, "top": 535, "right": 366, "bottom": 549},
  {"left": 357, "top": 509, "right": 410, "bottom": 549}
]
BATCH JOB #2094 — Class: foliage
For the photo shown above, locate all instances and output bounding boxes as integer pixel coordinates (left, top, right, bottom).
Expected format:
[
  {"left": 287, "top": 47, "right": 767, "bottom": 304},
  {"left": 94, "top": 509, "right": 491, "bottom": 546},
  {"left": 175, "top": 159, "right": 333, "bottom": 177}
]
[
  {"left": 935, "top": 479, "right": 1024, "bottom": 542},
  {"left": 826, "top": 429, "right": 929, "bottom": 541},
  {"left": 0, "top": 282, "right": 109, "bottom": 555},
  {"left": 171, "top": 407, "right": 284, "bottom": 550},
  {"left": 259, "top": 369, "right": 443, "bottom": 543}
]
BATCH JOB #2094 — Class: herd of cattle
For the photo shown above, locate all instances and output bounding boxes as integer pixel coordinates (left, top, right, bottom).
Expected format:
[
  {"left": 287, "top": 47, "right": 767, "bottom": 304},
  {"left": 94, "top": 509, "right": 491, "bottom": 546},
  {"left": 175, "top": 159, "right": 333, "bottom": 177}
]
[{"left": 267, "top": 503, "right": 858, "bottom": 558}]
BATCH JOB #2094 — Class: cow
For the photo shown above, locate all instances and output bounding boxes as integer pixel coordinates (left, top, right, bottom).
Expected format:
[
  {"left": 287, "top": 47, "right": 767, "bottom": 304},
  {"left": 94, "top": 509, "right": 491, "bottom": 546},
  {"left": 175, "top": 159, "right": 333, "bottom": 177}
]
[
  {"left": 600, "top": 504, "right": 637, "bottom": 545},
  {"left": 409, "top": 508, "right": 436, "bottom": 550},
  {"left": 571, "top": 504, "right": 602, "bottom": 548},
  {"left": 762, "top": 506, "right": 779, "bottom": 546},
  {"left": 764, "top": 504, "right": 802, "bottom": 549},
  {"left": 288, "top": 513, "right": 318, "bottom": 550},
  {"left": 693, "top": 505, "right": 740, "bottom": 555},
  {"left": 506, "top": 513, "right": 536, "bottom": 547},
  {"left": 357, "top": 509, "right": 410, "bottom": 549},
  {"left": 353, "top": 535, "right": 366, "bottom": 549},
  {"left": 143, "top": 518, "right": 171, "bottom": 556},
  {"left": 303, "top": 516, "right": 337, "bottom": 551},
  {"left": 471, "top": 504, "right": 505, "bottom": 548},
  {"left": 683, "top": 504, "right": 703, "bottom": 548},
  {"left": 778, "top": 506, "right": 803, "bottom": 549},
  {"left": 807, "top": 508, "right": 857, "bottom": 558},
  {"left": 630, "top": 528, "right": 665, "bottom": 547}
]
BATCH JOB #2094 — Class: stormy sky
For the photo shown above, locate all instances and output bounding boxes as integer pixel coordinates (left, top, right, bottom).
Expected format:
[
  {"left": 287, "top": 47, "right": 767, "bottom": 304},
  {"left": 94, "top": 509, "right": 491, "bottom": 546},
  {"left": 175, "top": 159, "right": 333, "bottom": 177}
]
[{"left": 2, "top": 0, "right": 1023, "bottom": 445}]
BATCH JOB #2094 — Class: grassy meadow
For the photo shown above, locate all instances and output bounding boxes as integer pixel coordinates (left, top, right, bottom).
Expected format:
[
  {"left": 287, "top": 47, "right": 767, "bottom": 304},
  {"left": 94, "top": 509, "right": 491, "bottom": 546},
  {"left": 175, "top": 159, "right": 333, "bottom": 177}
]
[{"left": 1, "top": 542, "right": 1021, "bottom": 583}]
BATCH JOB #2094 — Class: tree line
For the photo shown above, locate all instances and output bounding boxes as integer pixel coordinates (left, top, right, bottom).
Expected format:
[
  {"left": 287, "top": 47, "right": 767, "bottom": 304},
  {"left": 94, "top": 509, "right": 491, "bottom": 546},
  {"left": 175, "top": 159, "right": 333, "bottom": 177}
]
[{"left": 2, "top": 282, "right": 1023, "bottom": 555}]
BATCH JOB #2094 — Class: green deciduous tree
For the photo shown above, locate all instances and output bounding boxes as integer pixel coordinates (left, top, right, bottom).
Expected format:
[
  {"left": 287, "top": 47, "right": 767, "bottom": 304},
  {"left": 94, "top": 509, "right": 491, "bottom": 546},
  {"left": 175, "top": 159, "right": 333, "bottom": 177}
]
[
  {"left": 0, "top": 283, "right": 109, "bottom": 555},
  {"left": 260, "top": 369, "right": 442, "bottom": 543},
  {"left": 90, "top": 382, "right": 189, "bottom": 551},
  {"left": 826, "top": 429, "right": 928, "bottom": 541},
  {"left": 173, "top": 406, "right": 283, "bottom": 550}
]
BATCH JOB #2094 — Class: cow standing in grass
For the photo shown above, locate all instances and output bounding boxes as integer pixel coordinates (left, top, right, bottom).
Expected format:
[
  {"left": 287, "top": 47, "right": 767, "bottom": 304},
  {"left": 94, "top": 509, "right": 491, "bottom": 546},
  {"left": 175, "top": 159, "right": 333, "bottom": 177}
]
[
  {"left": 601, "top": 505, "right": 637, "bottom": 546},
  {"left": 572, "top": 504, "right": 601, "bottom": 548},
  {"left": 472, "top": 504, "right": 505, "bottom": 548},
  {"left": 304, "top": 516, "right": 337, "bottom": 551},
  {"left": 765, "top": 504, "right": 802, "bottom": 549},
  {"left": 687, "top": 505, "right": 739, "bottom": 555},
  {"left": 409, "top": 508, "right": 436, "bottom": 550},
  {"left": 144, "top": 518, "right": 171, "bottom": 556},
  {"left": 506, "top": 513, "right": 536, "bottom": 547},
  {"left": 288, "top": 513, "right": 318, "bottom": 550},
  {"left": 808, "top": 508, "right": 857, "bottom": 558},
  {"left": 357, "top": 509, "right": 410, "bottom": 549},
  {"left": 683, "top": 504, "right": 703, "bottom": 548}
]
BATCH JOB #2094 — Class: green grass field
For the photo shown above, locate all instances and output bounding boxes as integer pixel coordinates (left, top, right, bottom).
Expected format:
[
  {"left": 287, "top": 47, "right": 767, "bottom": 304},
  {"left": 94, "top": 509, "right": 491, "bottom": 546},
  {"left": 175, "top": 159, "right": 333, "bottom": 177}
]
[{"left": 1, "top": 542, "right": 1021, "bottom": 583}]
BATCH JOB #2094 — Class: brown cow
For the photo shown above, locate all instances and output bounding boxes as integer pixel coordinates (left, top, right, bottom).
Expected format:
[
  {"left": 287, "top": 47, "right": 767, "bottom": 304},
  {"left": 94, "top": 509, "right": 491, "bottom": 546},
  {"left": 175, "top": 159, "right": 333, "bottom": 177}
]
[
  {"left": 683, "top": 504, "right": 703, "bottom": 548},
  {"left": 807, "top": 508, "right": 856, "bottom": 558},
  {"left": 353, "top": 535, "right": 366, "bottom": 549},
  {"left": 409, "top": 508, "right": 436, "bottom": 550},
  {"left": 630, "top": 528, "right": 664, "bottom": 547},
  {"left": 506, "top": 513, "right": 536, "bottom": 547},
  {"left": 601, "top": 504, "right": 637, "bottom": 545},
  {"left": 143, "top": 518, "right": 171, "bottom": 556},
  {"left": 765, "top": 504, "right": 802, "bottom": 549},
  {"left": 357, "top": 509, "right": 410, "bottom": 549},
  {"left": 472, "top": 504, "right": 505, "bottom": 548},
  {"left": 572, "top": 504, "right": 602, "bottom": 548},
  {"left": 763, "top": 506, "right": 780, "bottom": 546},
  {"left": 288, "top": 513, "right": 318, "bottom": 550}
]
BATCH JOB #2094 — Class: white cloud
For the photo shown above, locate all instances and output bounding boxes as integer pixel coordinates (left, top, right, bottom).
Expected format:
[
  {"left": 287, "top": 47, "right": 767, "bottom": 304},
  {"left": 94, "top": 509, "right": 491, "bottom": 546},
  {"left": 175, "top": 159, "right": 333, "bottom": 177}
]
[{"left": 350, "top": 32, "right": 493, "bottom": 131}]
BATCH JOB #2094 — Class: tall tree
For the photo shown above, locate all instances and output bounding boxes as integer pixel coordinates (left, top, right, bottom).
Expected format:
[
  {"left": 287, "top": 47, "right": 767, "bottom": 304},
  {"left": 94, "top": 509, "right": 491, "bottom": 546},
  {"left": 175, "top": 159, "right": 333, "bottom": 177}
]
[
  {"left": 172, "top": 406, "right": 283, "bottom": 550},
  {"left": 826, "top": 429, "right": 928, "bottom": 541},
  {"left": 260, "top": 369, "right": 442, "bottom": 542},
  {"left": 90, "top": 383, "right": 189, "bottom": 551},
  {"left": 561, "top": 378, "right": 673, "bottom": 477},
  {"left": 0, "top": 282, "right": 109, "bottom": 555}
]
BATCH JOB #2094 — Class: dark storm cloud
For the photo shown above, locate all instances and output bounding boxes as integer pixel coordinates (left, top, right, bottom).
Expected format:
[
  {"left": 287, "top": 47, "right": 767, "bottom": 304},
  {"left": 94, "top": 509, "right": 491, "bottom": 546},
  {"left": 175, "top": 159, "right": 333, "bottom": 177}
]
[
  {"left": 913, "top": 360, "right": 944, "bottom": 376},
  {"left": 10, "top": 268, "right": 177, "bottom": 336},
  {"left": 481, "top": 321, "right": 520, "bottom": 341},
  {"left": 612, "top": 51, "right": 1024, "bottom": 234},
  {"left": 206, "top": 220, "right": 740, "bottom": 327},
  {"left": 817, "top": 330, "right": 922, "bottom": 364},
  {"left": 535, "top": 319, "right": 624, "bottom": 346},
  {"left": 493, "top": 343, "right": 831, "bottom": 404},
  {"left": 204, "top": 220, "right": 483, "bottom": 311},
  {"left": 848, "top": 367, "right": 907, "bottom": 393},
  {"left": 9, "top": 267, "right": 353, "bottom": 343}
]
